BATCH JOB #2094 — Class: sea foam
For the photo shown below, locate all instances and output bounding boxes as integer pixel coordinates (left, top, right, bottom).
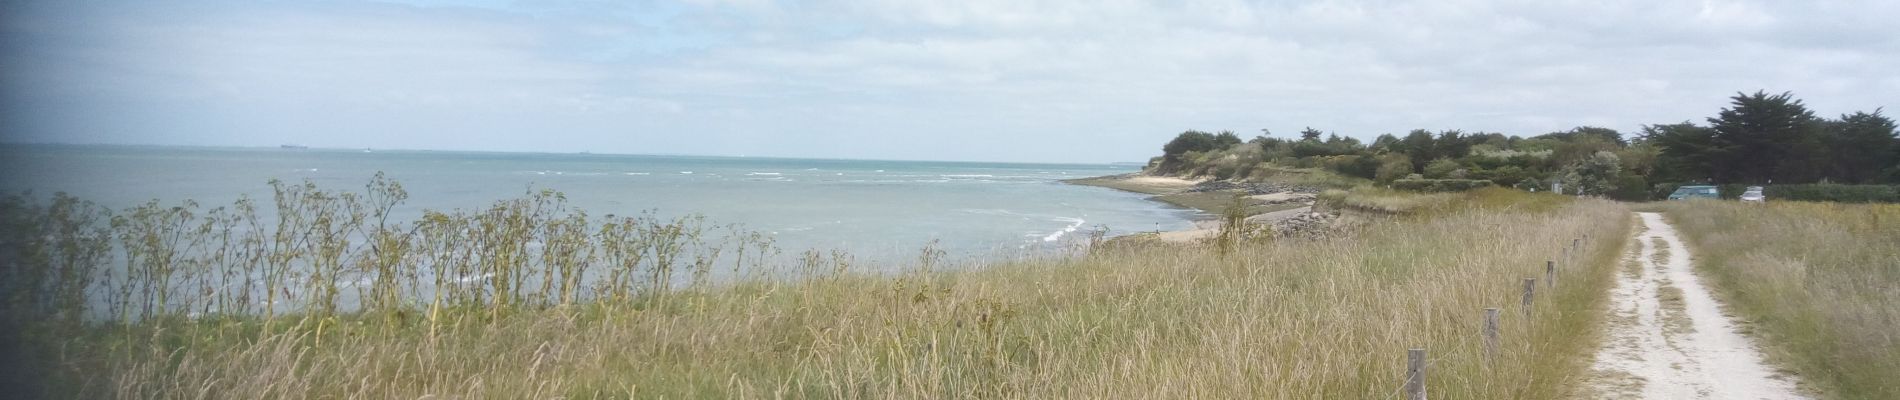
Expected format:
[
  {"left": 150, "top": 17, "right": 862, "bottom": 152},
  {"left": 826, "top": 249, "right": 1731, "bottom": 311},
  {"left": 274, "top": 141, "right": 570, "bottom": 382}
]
[{"left": 1041, "top": 217, "right": 1086, "bottom": 242}]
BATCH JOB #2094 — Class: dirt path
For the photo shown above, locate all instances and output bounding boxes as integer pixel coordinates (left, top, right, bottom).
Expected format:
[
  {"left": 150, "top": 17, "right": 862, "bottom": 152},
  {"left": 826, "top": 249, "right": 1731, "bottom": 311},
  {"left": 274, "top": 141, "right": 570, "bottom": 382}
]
[{"left": 1584, "top": 212, "right": 1807, "bottom": 399}]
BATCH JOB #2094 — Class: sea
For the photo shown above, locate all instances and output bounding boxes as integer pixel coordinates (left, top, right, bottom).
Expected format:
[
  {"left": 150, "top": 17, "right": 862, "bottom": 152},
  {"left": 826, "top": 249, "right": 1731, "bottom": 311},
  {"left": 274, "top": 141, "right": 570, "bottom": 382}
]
[{"left": 0, "top": 144, "right": 1198, "bottom": 267}]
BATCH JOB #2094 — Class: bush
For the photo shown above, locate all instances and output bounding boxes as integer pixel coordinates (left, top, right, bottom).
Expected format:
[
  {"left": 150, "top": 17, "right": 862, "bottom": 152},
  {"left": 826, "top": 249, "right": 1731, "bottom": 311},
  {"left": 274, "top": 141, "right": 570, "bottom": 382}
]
[
  {"left": 1608, "top": 173, "right": 1649, "bottom": 201},
  {"left": 1391, "top": 179, "right": 1495, "bottom": 193},
  {"left": 1765, "top": 184, "right": 1900, "bottom": 203},
  {"left": 1676, "top": 183, "right": 1900, "bottom": 203},
  {"left": 1374, "top": 155, "right": 1413, "bottom": 183},
  {"left": 1321, "top": 155, "right": 1380, "bottom": 180},
  {"left": 1423, "top": 158, "right": 1462, "bottom": 179}
]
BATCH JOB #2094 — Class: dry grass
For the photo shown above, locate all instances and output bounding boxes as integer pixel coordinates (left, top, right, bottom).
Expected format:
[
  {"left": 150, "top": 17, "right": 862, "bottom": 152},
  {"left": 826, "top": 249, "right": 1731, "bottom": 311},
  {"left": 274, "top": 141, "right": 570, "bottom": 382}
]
[
  {"left": 10, "top": 189, "right": 1630, "bottom": 399},
  {"left": 1654, "top": 200, "right": 1900, "bottom": 399}
]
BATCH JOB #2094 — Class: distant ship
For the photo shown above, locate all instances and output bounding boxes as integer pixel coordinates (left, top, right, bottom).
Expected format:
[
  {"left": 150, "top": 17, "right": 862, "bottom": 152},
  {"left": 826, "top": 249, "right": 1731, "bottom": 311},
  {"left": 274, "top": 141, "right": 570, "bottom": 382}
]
[{"left": 280, "top": 144, "right": 309, "bottom": 150}]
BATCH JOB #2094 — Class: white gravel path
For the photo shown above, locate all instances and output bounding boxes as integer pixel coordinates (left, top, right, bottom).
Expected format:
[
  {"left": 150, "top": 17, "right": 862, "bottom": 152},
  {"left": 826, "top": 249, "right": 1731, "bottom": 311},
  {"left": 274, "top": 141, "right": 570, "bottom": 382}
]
[{"left": 1584, "top": 212, "right": 1807, "bottom": 399}]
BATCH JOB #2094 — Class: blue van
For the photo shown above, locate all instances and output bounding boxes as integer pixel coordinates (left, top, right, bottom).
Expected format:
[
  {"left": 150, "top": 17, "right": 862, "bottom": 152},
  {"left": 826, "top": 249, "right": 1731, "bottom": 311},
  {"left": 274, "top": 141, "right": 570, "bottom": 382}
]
[{"left": 1667, "top": 185, "right": 1720, "bottom": 200}]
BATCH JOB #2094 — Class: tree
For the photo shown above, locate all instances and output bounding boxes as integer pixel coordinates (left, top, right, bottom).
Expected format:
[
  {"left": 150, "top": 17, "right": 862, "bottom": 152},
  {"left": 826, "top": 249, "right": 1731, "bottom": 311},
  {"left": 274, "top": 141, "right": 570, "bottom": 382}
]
[
  {"left": 1642, "top": 122, "right": 1718, "bottom": 182},
  {"left": 1214, "top": 130, "right": 1243, "bottom": 148},
  {"left": 1435, "top": 130, "right": 1472, "bottom": 159},
  {"left": 1706, "top": 91, "right": 1825, "bottom": 183},
  {"left": 1299, "top": 127, "right": 1324, "bottom": 142},
  {"left": 1561, "top": 151, "right": 1622, "bottom": 196},
  {"left": 1399, "top": 129, "right": 1437, "bottom": 172},
  {"left": 1539, "top": 126, "right": 1626, "bottom": 146},
  {"left": 1158, "top": 130, "right": 1222, "bottom": 173},
  {"left": 1162, "top": 130, "right": 1219, "bottom": 158},
  {"left": 1369, "top": 134, "right": 1400, "bottom": 153},
  {"left": 1824, "top": 109, "right": 1898, "bottom": 183}
]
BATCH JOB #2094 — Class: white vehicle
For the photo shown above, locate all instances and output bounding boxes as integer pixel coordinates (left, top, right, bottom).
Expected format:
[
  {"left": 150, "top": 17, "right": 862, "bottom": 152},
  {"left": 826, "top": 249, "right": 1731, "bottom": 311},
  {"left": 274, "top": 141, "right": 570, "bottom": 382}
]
[{"left": 1739, "top": 186, "right": 1766, "bottom": 203}]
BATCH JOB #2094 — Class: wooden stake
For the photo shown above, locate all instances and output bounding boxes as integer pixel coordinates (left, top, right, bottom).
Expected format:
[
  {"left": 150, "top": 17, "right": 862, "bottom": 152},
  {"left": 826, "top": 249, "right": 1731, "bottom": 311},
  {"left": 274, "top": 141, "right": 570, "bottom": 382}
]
[
  {"left": 1546, "top": 260, "right": 1556, "bottom": 289},
  {"left": 1522, "top": 278, "right": 1536, "bottom": 317},
  {"left": 1406, "top": 348, "right": 1427, "bottom": 400},
  {"left": 1483, "top": 308, "right": 1501, "bottom": 361}
]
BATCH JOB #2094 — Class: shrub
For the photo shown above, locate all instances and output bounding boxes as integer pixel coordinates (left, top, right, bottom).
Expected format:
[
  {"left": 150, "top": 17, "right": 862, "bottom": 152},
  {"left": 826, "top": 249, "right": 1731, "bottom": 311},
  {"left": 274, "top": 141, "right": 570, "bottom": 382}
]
[
  {"left": 1374, "top": 155, "right": 1413, "bottom": 183},
  {"left": 1705, "top": 183, "right": 1899, "bottom": 203},
  {"left": 1391, "top": 179, "right": 1495, "bottom": 193},
  {"left": 1608, "top": 172, "right": 1649, "bottom": 201},
  {"left": 1422, "top": 158, "right": 1462, "bottom": 179},
  {"left": 1765, "top": 184, "right": 1900, "bottom": 203}
]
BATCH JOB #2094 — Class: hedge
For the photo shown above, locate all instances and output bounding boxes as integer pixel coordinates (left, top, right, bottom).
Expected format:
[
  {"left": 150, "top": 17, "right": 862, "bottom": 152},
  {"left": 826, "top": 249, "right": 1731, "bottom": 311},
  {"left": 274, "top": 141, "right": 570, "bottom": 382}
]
[
  {"left": 1657, "top": 183, "right": 1900, "bottom": 203},
  {"left": 1391, "top": 179, "right": 1494, "bottom": 193},
  {"left": 1761, "top": 184, "right": 1900, "bottom": 203}
]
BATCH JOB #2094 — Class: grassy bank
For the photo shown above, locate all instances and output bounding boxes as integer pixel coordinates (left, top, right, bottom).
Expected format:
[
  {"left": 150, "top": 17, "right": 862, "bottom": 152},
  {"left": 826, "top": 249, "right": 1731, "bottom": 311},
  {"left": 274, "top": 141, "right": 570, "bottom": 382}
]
[
  {"left": 3, "top": 186, "right": 1630, "bottom": 398},
  {"left": 1653, "top": 201, "right": 1900, "bottom": 398}
]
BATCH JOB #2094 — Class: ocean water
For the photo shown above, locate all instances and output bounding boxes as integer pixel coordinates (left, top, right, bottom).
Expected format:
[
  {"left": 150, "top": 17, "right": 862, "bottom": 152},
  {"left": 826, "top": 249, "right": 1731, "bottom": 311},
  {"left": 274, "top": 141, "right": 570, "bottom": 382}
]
[{"left": 0, "top": 145, "right": 1196, "bottom": 266}]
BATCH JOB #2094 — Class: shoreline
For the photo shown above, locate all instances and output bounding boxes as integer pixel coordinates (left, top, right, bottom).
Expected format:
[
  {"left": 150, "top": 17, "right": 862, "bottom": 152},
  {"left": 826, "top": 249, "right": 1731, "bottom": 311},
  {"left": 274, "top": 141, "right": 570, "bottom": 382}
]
[{"left": 1064, "top": 173, "right": 1326, "bottom": 243}]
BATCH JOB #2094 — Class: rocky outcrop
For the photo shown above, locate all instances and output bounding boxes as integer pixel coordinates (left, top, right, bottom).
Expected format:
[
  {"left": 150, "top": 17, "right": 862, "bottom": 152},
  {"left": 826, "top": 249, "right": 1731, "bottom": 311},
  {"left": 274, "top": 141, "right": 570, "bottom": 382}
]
[
  {"left": 1270, "top": 210, "right": 1339, "bottom": 239},
  {"left": 1183, "top": 180, "right": 1324, "bottom": 195}
]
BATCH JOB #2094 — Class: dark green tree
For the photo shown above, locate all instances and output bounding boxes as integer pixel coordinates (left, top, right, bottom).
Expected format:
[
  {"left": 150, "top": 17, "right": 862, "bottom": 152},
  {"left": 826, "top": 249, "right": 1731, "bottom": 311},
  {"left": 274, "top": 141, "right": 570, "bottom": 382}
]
[
  {"left": 1706, "top": 91, "right": 1825, "bottom": 183},
  {"left": 1213, "top": 130, "right": 1243, "bottom": 148},
  {"left": 1641, "top": 122, "right": 1718, "bottom": 182},
  {"left": 1369, "top": 134, "right": 1400, "bottom": 153},
  {"left": 1158, "top": 130, "right": 1222, "bottom": 173},
  {"left": 1435, "top": 130, "right": 1471, "bottom": 159},
  {"left": 1399, "top": 129, "right": 1437, "bottom": 172},
  {"left": 1299, "top": 127, "right": 1324, "bottom": 142},
  {"left": 1824, "top": 109, "right": 1897, "bottom": 183}
]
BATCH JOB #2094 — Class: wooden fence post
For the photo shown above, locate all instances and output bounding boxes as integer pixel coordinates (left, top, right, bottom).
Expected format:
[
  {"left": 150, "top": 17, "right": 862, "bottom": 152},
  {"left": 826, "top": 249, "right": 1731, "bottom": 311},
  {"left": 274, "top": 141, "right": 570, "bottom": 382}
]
[
  {"left": 1406, "top": 348, "right": 1427, "bottom": 400},
  {"left": 1546, "top": 260, "right": 1556, "bottom": 289},
  {"left": 1521, "top": 278, "right": 1536, "bottom": 317},
  {"left": 1483, "top": 308, "right": 1501, "bottom": 361}
]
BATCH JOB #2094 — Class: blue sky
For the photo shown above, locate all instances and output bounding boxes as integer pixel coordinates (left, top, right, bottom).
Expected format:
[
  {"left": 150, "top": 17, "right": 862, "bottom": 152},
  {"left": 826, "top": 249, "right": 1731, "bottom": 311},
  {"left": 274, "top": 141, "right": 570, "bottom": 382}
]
[{"left": 2, "top": 0, "right": 1896, "bottom": 163}]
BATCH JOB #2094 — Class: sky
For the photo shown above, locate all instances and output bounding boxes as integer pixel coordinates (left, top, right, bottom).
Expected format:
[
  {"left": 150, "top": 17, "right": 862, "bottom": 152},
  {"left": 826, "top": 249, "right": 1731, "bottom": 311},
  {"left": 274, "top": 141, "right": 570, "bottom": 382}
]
[{"left": 1, "top": 0, "right": 1896, "bottom": 163}]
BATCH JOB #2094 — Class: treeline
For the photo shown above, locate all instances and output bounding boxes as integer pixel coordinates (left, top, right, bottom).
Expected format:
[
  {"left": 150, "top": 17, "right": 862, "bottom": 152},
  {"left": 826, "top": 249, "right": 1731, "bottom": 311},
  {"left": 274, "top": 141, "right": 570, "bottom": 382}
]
[{"left": 1150, "top": 91, "right": 1899, "bottom": 200}]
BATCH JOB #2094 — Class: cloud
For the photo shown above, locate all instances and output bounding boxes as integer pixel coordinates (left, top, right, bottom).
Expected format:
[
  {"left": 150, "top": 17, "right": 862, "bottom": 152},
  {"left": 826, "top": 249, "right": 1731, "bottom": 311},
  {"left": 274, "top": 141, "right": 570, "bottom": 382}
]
[{"left": 2, "top": 0, "right": 1895, "bottom": 162}]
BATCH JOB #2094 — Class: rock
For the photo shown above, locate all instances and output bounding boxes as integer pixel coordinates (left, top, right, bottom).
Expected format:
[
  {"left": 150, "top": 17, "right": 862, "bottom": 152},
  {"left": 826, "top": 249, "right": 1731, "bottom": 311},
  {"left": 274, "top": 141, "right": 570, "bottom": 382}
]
[
  {"left": 1271, "top": 210, "right": 1339, "bottom": 239},
  {"left": 1183, "top": 180, "right": 1324, "bottom": 195}
]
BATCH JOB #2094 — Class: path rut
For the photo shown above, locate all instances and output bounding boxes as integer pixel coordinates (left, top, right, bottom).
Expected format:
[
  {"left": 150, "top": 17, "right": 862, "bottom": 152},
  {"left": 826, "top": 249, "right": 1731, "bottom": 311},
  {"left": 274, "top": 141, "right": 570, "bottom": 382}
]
[{"left": 1583, "top": 212, "right": 1806, "bottom": 399}]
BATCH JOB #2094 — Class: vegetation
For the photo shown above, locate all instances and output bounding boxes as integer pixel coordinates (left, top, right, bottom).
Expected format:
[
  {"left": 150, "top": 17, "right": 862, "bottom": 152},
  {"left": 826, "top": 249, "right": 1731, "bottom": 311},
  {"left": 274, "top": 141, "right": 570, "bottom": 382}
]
[
  {"left": 1654, "top": 201, "right": 1900, "bottom": 398},
  {"left": 1144, "top": 91, "right": 1899, "bottom": 200},
  {"left": 1707, "top": 183, "right": 1900, "bottom": 203},
  {"left": 1390, "top": 179, "right": 1494, "bottom": 193},
  {"left": 1, "top": 179, "right": 1628, "bottom": 398}
]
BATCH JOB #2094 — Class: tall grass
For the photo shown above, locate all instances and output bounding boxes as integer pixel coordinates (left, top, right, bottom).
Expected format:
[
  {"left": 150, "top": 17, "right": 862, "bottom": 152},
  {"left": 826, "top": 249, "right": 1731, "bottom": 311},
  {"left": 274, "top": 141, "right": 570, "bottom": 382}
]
[
  {"left": 1, "top": 181, "right": 1628, "bottom": 398},
  {"left": 1653, "top": 200, "right": 1900, "bottom": 399}
]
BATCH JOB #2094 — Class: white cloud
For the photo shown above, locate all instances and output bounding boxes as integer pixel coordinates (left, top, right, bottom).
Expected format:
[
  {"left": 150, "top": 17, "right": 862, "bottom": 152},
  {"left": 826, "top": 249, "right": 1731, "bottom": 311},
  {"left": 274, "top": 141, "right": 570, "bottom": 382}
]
[{"left": 2, "top": 0, "right": 1896, "bottom": 162}]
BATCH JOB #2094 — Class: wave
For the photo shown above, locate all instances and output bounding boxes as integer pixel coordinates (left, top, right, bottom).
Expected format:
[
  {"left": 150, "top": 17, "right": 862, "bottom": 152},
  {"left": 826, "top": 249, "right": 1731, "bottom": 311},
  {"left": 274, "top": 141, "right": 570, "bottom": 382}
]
[
  {"left": 1041, "top": 217, "right": 1086, "bottom": 242},
  {"left": 624, "top": 172, "right": 650, "bottom": 175},
  {"left": 941, "top": 174, "right": 994, "bottom": 178},
  {"left": 747, "top": 172, "right": 782, "bottom": 176}
]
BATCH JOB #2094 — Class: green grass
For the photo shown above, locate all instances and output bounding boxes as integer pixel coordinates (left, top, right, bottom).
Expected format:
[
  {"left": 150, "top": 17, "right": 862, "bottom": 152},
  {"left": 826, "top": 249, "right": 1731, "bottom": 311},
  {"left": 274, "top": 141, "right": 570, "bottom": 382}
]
[
  {"left": 1654, "top": 200, "right": 1900, "bottom": 399},
  {"left": 8, "top": 188, "right": 1632, "bottom": 399}
]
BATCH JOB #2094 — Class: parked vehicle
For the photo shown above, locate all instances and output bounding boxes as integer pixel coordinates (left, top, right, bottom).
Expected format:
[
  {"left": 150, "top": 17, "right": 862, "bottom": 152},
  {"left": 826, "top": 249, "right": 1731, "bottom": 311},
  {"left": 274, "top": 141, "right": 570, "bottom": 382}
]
[
  {"left": 1740, "top": 186, "right": 1766, "bottom": 203},
  {"left": 1668, "top": 185, "right": 1720, "bottom": 200}
]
